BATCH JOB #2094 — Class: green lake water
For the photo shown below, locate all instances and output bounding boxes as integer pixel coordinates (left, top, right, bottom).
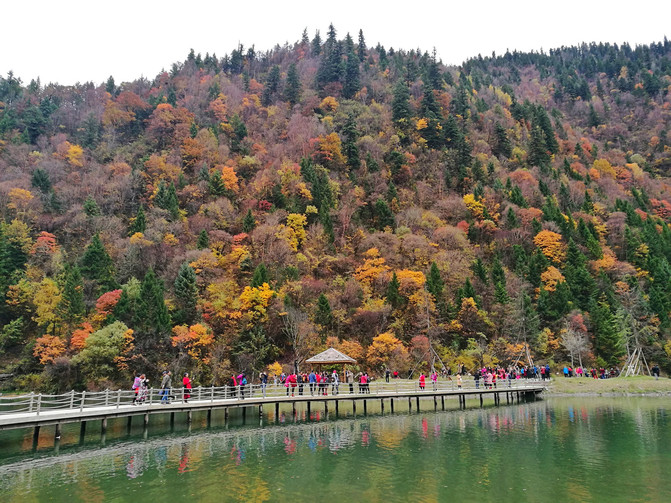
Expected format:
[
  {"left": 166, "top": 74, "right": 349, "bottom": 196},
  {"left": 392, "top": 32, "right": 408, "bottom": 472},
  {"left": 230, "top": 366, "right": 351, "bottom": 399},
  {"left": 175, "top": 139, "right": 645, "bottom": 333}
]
[{"left": 0, "top": 396, "right": 669, "bottom": 502}]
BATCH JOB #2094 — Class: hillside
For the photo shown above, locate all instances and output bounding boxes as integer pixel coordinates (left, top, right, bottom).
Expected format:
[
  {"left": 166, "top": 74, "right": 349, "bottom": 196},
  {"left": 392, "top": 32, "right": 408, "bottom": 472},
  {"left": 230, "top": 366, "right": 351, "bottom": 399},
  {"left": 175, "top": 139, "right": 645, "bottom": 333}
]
[{"left": 1, "top": 27, "right": 671, "bottom": 391}]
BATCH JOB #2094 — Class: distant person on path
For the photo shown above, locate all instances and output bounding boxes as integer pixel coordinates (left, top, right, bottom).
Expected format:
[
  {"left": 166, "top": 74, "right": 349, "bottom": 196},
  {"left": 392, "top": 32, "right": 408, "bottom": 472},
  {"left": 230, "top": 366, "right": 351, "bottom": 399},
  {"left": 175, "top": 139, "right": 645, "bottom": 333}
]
[
  {"left": 474, "top": 370, "right": 481, "bottom": 389},
  {"left": 431, "top": 371, "right": 438, "bottom": 390},
  {"left": 132, "top": 373, "right": 142, "bottom": 404},
  {"left": 182, "top": 373, "right": 192, "bottom": 403},
  {"left": 652, "top": 364, "right": 660, "bottom": 380},
  {"left": 385, "top": 368, "right": 391, "bottom": 383},
  {"left": 238, "top": 373, "right": 247, "bottom": 398},
  {"left": 346, "top": 370, "right": 354, "bottom": 394},
  {"left": 419, "top": 373, "right": 426, "bottom": 390},
  {"left": 309, "top": 370, "right": 317, "bottom": 395},
  {"left": 260, "top": 371, "right": 268, "bottom": 397},
  {"left": 228, "top": 374, "right": 238, "bottom": 398},
  {"left": 563, "top": 366, "right": 569, "bottom": 378},
  {"left": 137, "top": 374, "right": 149, "bottom": 404},
  {"left": 457, "top": 374, "right": 462, "bottom": 389},
  {"left": 331, "top": 370, "right": 339, "bottom": 395},
  {"left": 160, "top": 371, "right": 172, "bottom": 404}
]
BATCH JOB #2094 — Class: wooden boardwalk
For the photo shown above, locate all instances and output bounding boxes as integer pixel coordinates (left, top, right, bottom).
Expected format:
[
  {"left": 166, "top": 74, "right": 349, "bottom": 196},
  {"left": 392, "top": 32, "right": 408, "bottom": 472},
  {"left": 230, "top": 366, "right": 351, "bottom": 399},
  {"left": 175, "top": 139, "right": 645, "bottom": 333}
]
[{"left": 0, "top": 381, "right": 546, "bottom": 443}]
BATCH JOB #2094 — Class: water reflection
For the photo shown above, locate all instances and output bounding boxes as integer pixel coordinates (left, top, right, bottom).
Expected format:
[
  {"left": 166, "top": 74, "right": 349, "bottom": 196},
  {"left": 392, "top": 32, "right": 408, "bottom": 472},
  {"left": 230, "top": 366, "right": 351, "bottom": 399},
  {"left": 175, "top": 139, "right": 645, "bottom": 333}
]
[{"left": 0, "top": 397, "right": 670, "bottom": 501}]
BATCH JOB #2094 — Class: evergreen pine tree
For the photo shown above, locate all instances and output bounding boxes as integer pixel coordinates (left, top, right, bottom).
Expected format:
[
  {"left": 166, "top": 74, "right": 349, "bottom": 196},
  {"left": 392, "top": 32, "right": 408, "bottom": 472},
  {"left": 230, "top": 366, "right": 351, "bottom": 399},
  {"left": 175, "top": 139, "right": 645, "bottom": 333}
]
[
  {"left": 284, "top": 63, "right": 302, "bottom": 106},
  {"left": 589, "top": 296, "right": 624, "bottom": 365},
  {"left": 59, "top": 265, "right": 85, "bottom": 324},
  {"left": 174, "top": 262, "right": 198, "bottom": 325},
  {"left": 392, "top": 80, "right": 411, "bottom": 125},
  {"left": 251, "top": 263, "right": 269, "bottom": 287},
  {"left": 493, "top": 122, "right": 512, "bottom": 158},
  {"left": 342, "top": 51, "right": 361, "bottom": 99},
  {"left": 341, "top": 113, "right": 360, "bottom": 171},
  {"left": 209, "top": 169, "right": 226, "bottom": 196},
  {"left": 374, "top": 198, "right": 395, "bottom": 229},
  {"left": 83, "top": 195, "right": 101, "bottom": 217},
  {"left": 471, "top": 258, "right": 488, "bottom": 284},
  {"left": 242, "top": 209, "right": 256, "bottom": 233},
  {"left": 426, "top": 262, "right": 444, "bottom": 300},
  {"left": 129, "top": 205, "right": 146, "bottom": 235},
  {"left": 262, "top": 65, "right": 281, "bottom": 106},
  {"left": 197, "top": 229, "right": 209, "bottom": 250},
  {"left": 134, "top": 269, "right": 171, "bottom": 355},
  {"left": 80, "top": 234, "right": 117, "bottom": 293},
  {"left": 315, "top": 293, "right": 333, "bottom": 327},
  {"left": 357, "top": 29, "right": 366, "bottom": 62},
  {"left": 385, "top": 272, "right": 403, "bottom": 308}
]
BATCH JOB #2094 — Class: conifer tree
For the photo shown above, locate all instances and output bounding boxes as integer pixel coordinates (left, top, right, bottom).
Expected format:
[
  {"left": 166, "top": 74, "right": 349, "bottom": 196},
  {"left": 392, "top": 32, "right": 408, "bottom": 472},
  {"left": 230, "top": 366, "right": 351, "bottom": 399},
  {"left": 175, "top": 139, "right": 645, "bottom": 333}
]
[
  {"left": 208, "top": 169, "right": 226, "bottom": 196},
  {"left": 134, "top": 269, "right": 171, "bottom": 355},
  {"left": 80, "top": 234, "right": 117, "bottom": 293},
  {"left": 251, "top": 263, "right": 269, "bottom": 288},
  {"left": 374, "top": 198, "right": 395, "bottom": 229},
  {"left": 196, "top": 229, "right": 209, "bottom": 250},
  {"left": 129, "top": 205, "right": 146, "bottom": 235},
  {"left": 493, "top": 122, "right": 512, "bottom": 158},
  {"left": 392, "top": 80, "right": 411, "bottom": 125},
  {"left": 242, "top": 209, "right": 256, "bottom": 233},
  {"left": 341, "top": 113, "right": 360, "bottom": 171},
  {"left": 315, "top": 293, "right": 333, "bottom": 327},
  {"left": 385, "top": 272, "right": 402, "bottom": 308},
  {"left": 471, "top": 258, "right": 488, "bottom": 284},
  {"left": 83, "top": 195, "right": 101, "bottom": 217},
  {"left": 589, "top": 296, "right": 624, "bottom": 365},
  {"left": 426, "top": 262, "right": 444, "bottom": 301},
  {"left": 262, "top": 65, "right": 281, "bottom": 106},
  {"left": 284, "top": 63, "right": 301, "bottom": 106},
  {"left": 357, "top": 29, "right": 366, "bottom": 62},
  {"left": 59, "top": 265, "right": 85, "bottom": 324},
  {"left": 174, "top": 262, "right": 198, "bottom": 325},
  {"left": 342, "top": 51, "right": 361, "bottom": 99}
]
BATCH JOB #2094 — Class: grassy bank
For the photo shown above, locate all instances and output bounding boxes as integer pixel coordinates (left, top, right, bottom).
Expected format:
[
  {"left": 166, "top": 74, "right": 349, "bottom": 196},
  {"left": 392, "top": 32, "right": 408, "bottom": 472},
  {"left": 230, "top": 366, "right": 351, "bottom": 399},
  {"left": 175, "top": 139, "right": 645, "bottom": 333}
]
[{"left": 546, "top": 375, "right": 671, "bottom": 395}]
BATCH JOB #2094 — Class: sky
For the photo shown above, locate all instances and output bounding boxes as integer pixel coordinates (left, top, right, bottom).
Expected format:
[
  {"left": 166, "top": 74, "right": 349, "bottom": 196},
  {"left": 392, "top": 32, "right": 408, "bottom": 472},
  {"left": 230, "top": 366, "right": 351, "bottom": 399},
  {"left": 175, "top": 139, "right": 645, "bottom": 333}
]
[{"left": 1, "top": 0, "right": 669, "bottom": 86}]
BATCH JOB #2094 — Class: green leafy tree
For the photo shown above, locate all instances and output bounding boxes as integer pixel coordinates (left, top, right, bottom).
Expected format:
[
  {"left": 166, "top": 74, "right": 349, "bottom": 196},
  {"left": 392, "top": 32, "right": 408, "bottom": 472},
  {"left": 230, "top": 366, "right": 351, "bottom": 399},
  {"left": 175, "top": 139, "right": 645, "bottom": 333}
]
[{"left": 73, "top": 321, "right": 131, "bottom": 385}]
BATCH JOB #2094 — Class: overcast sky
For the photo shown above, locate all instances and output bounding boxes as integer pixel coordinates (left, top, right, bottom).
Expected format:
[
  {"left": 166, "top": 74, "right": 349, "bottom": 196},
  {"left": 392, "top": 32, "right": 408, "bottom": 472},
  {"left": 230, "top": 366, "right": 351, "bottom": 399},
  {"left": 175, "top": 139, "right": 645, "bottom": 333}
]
[{"left": 2, "top": 0, "right": 669, "bottom": 86}]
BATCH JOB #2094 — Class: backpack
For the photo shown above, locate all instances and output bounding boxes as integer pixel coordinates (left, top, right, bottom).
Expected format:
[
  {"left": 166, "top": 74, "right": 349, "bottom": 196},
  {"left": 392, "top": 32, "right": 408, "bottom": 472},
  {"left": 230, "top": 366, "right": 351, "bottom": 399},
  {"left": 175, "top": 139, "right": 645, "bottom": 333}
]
[{"left": 242, "top": 377, "right": 247, "bottom": 385}]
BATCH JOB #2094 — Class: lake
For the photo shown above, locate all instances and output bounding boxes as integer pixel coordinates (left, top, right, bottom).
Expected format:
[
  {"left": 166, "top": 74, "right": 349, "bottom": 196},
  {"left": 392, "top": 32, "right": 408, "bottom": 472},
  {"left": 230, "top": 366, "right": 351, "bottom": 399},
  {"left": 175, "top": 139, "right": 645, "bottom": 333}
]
[{"left": 0, "top": 396, "right": 669, "bottom": 502}]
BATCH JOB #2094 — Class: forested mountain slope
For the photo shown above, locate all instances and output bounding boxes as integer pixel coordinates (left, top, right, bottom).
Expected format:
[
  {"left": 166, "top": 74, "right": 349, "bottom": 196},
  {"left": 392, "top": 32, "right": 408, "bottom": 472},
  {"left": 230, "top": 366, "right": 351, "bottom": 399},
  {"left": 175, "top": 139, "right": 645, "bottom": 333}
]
[{"left": 1, "top": 27, "right": 670, "bottom": 390}]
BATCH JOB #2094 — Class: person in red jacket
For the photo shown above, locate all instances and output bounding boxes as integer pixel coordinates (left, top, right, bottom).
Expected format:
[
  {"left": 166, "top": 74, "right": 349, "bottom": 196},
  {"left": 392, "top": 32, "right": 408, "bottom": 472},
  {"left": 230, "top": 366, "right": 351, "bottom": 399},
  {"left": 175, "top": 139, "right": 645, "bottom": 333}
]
[
  {"left": 419, "top": 373, "right": 426, "bottom": 390},
  {"left": 182, "top": 373, "right": 192, "bottom": 403}
]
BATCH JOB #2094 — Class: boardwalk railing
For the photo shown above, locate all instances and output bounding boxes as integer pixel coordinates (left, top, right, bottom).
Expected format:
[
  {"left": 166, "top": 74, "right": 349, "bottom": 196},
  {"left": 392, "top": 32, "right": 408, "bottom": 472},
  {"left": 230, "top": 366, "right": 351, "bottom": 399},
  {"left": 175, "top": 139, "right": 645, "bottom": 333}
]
[{"left": 0, "top": 379, "right": 548, "bottom": 416}]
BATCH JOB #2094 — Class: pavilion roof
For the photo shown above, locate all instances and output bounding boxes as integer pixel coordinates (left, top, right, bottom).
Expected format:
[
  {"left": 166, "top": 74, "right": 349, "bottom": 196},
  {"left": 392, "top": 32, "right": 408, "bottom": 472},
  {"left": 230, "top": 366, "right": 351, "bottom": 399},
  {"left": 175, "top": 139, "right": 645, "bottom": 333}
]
[{"left": 305, "top": 347, "right": 356, "bottom": 364}]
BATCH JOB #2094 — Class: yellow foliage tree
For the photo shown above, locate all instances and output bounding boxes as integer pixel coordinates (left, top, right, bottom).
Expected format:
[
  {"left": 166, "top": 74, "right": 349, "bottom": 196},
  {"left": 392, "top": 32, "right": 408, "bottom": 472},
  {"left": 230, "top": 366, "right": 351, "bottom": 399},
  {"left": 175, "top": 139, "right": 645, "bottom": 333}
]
[
  {"left": 66, "top": 143, "right": 84, "bottom": 167},
  {"left": 533, "top": 230, "right": 565, "bottom": 263},
  {"left": 32, "top": 278, "right": 62, "bottom": 332},
  {"left": 239, "top": 282, "right": 276, "bottom": 325},
  {"left": 319, "top": 96, "right": 339, "bottom": 113},
  {"left": 366, "top": 332, "right": 408, "bottom": 370},
  {"left": 172, "top": 323, "right": 215, "bottom": 363},
  {"left": 463, "top": 193, "right": 486, "bottom": 220},
  {"left": 7, "top": 188, "right": 34, "bottom": 212},
  {"left": 354, "top": 248, "right": 391, "bottom": 287},
  {"left": 540, "top": 266, "right": 565, "bottom": 292}
]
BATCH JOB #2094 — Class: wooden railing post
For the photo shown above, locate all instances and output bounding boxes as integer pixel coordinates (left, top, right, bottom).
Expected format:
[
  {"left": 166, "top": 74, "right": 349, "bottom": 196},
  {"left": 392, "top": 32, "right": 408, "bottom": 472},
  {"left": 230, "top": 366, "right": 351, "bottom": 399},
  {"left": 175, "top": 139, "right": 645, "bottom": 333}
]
[
  {"left": 69, "top": 390, "right": 75, "bottom": 408},
  {"left": 36, "top": 394, "right": 42, "bottom": 416},
  {"left": 80, "top": 391, "right": 86, "bottom": 411},
  {"left": 116, "top": 389, "right": 121, "bottom": 409},
  {"left": 105, "top": 389, "right": 110, "bottom": 407},
  {"left": 29, "top": 392, "right": 34, "bottom": 413}
]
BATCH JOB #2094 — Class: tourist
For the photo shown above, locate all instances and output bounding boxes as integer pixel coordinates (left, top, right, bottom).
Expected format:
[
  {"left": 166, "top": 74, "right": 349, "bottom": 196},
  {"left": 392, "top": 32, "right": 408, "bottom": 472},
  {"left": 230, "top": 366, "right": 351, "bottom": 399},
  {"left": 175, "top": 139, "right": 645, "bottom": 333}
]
[
  {"left": 652, "top": 364, "right": 660, "bottom": 380},
  {"left": 385, "top": 368, "right": 391, "bottom": 383},
  {"left": 474, "top": 369, "right": 481, "bottom": 389},
  {"left": 457, "top": 373, "right": 462, "bottom": 389},
  {"left": 228, "top": 374, "right": 237, "bottom": 398},
  {"left": 430, "top": 371, "right": 438, "bottom": 390},
  {"left": 358, "top": 372, "right": 366, "bottom": 393},
  {"left": 260, "top": 371, "right": 268, "bottom": 397},
  {"left": 298, "top": 373, "right": 305, "bottom": 396},
  {"left": 132, "top": 373, "right": 141, "bottom": 405},
  {"left": 160, "top": 370, "right": 172, "bottom": 404},
  {"left": 331, "top": 370, "right": 339, "bottom": 395},
  {"left": 393, "top": 370, "right": 399, "bottom": 379},
  {"left": 419, "top": 373, "right": 426, "bottom": 390},
  {"left": 182, "top": 373, "right": 192, "bottom": 403},
  {"left": 238, "top": 373, "right": 247, "bottom": 399},
  {"left": 364, "top": 373, "right": 371, "bottom": 393},
  {"left": 343, "top": 369, "right": 352, "bottom": 394},
  {"left": 309, "top": 370, "right": 316, "bottom": 395}
]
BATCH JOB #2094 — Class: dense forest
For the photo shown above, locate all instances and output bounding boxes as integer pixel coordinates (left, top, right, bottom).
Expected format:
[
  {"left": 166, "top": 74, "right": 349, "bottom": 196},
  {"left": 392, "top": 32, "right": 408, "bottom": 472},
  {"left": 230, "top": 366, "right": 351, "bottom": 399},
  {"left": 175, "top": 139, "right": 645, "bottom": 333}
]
[{"left": 1, "top": 26, "right": 671, "bottom": 391}]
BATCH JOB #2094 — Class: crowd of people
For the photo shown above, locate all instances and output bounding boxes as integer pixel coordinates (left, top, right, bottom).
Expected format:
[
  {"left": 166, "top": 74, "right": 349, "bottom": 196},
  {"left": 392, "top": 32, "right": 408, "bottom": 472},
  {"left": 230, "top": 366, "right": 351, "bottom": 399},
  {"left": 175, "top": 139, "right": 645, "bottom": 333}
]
[
  {"left": 130, "top": 362, "right": 663, "bottom": 404},
  {"left": 561, "top": 366, "right": 620, "bottom": 379}
]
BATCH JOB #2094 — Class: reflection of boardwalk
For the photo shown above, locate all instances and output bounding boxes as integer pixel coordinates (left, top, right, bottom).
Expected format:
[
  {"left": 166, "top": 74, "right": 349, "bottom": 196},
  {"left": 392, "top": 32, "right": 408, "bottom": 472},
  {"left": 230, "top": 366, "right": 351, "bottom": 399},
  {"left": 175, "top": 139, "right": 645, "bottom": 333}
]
[{"left": 0, "top": 381, "right": 546, "bottom": 441}]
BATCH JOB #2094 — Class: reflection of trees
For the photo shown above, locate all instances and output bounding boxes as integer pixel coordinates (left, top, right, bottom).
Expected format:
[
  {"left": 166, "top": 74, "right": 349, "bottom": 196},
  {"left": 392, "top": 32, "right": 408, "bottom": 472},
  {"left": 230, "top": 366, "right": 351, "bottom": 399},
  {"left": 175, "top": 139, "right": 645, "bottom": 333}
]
[{"left": 1, "top": 399, "right": 669, "bottom": 500}]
